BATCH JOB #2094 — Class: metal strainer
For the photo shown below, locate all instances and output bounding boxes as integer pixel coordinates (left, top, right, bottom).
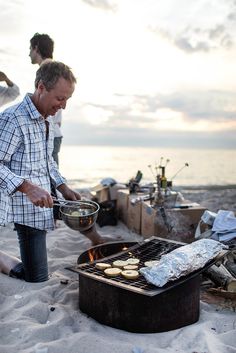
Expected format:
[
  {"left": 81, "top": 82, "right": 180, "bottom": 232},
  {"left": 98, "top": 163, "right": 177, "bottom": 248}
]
[{"left": 54, "top": 199, "right": 100, "bottom": 232}]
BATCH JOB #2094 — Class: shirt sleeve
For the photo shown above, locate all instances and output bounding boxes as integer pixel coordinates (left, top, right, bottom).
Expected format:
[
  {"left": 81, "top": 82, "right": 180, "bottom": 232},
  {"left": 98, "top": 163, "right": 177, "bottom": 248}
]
[
  {"left": 0, "top": 83, "right": 20, "bottom": 107},
  {"left": 48, "top": 156, "right": 66, "bottom": 188},
  {"left": 0, "top": 115, "right": 25, "bottom": 195}
]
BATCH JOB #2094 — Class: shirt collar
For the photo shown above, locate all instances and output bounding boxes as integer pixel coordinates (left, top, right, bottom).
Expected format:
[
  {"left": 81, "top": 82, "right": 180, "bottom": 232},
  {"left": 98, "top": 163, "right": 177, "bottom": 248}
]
[{"left": 23, "top": 94, "right": 43, "bottom": 121}]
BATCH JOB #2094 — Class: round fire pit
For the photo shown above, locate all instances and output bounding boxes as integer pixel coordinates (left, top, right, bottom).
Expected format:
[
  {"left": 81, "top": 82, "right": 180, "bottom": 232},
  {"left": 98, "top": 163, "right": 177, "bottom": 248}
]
[
  {"left": 78, "top": 241, "right": 137, "bottom": 264},
  {"left": 75, "top": 239, "right": 201, "bottom": 333}
]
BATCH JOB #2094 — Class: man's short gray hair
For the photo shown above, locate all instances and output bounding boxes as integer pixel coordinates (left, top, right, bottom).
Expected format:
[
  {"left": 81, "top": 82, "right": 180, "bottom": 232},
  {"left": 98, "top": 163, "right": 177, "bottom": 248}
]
[{"left": 35, "top": 61, "right": 77, "bottom": 91}]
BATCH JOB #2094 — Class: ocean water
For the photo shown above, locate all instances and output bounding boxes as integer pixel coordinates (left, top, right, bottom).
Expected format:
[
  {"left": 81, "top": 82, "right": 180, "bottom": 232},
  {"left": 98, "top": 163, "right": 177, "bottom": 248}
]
[{"left": 58, "top": 145, "right": 236, "bottom": 189}]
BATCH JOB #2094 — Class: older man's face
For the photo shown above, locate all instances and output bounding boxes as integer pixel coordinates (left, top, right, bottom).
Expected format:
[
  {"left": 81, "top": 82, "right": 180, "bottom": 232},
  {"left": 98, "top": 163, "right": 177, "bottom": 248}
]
[{"left": 37, "top": 77, "right": 75, "bottom": 118}]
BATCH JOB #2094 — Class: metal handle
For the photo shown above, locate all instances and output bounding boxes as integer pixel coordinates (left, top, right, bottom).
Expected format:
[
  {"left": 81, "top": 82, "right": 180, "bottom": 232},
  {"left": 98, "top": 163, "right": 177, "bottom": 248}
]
[
  {"left": 53, "top": 197, "right": 82, "bottom": 208},
  {"left": 53, "top": 197, "right": 95, "bottom": 209}
]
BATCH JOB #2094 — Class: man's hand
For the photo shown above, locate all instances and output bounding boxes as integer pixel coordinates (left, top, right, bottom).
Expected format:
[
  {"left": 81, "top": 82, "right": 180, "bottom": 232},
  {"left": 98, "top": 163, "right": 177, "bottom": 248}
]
[
  {"left": 57, "top": 184, "right": 81, "bottom": 201},
  {"left": 17, "top": 180, "right": 53, "bottom": 208}
]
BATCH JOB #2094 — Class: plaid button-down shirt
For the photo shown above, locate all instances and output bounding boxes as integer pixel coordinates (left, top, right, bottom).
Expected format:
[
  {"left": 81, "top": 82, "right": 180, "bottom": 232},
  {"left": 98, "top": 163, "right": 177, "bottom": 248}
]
[{"left": 0, "top": 94, "right": 65, "bottom": 230}]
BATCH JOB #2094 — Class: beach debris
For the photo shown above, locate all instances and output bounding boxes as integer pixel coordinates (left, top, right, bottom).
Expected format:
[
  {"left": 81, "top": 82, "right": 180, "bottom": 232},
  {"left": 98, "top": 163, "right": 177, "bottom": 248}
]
[
  {"left": 201, "top": 287, "right": 236, "bottom": 310},
  {"left": 211, "top": 210, "right": 236, "bottom": 242},
  {"left": 60, "top": 279, "right": 69, "bottom": 285},
  {"left": 225, "top": 254, "right": 236, "bottom": 278},
  {"left": 207, "top": 287, "right": 236, "bottom": 300},
  {"left": 195, "top": 209, "right": 236, "bottom": 291},
  {"left": 204, "top": 264, "right": 236, "bottom": 292},
  {"left": 50, "top": 307, "right": 55, "bottom": 312}
]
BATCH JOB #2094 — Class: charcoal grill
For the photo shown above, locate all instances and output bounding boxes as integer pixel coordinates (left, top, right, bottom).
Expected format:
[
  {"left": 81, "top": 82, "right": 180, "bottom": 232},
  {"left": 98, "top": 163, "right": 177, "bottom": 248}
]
[
  {"left": 78, "top": 241, "right": 137, "bottom": 264},
  {"left": 69, "top": 237, "right": 224, "bottom": 333}
]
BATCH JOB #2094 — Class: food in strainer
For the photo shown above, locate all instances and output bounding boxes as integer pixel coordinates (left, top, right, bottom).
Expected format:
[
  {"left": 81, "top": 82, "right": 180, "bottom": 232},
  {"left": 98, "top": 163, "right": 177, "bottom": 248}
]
[{"left": 70, "top": 210, "right": 90, "bottom": 217}]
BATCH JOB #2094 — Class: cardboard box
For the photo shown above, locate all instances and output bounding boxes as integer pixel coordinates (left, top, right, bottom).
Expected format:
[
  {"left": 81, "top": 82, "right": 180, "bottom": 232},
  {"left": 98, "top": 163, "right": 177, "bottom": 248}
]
[
  {"left": 141, "top": 201, "right": 156, "bottom": 238},
  {"left": 95, "top": 187, "right": 110, "bottom": 203},
  {"left": 117, "top": 190, "right": 151, "bottom": 233},
  {"left": 109, "top": 184, "right": 127, "bottom": 200},
  {"left": 93, "top": 183, "right": 127, "bottom": 203},
  {"left": 141, "top": 201, "right": 206, "bottom": 243}
]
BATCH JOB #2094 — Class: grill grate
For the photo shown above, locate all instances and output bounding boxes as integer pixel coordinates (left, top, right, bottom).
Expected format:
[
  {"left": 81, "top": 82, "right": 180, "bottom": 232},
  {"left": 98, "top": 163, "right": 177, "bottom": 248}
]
[{"left": 73, "top": 237, "right": 190, "bottom": 296}]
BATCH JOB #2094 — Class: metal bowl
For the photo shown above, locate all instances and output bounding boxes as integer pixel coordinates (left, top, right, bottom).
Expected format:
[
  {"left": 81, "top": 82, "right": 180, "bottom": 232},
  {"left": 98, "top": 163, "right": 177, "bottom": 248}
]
[{"left": 60, "top": 200, "right": 100, "bottom": 232}]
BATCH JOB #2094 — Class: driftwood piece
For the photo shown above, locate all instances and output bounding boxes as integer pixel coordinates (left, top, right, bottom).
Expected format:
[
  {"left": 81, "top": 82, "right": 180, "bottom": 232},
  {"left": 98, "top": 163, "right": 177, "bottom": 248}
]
[
  {"left": 207, "top": 287, "right": 236, "bottom": 301},
  {"left": 224, "top": 250, "right": 236, "bottom": 277},
  {"left": 204, "top": 264, "right": 236, "bottom": 292},
  {"left": 225, "top": 260, "right": 236, "bottom": 278}
]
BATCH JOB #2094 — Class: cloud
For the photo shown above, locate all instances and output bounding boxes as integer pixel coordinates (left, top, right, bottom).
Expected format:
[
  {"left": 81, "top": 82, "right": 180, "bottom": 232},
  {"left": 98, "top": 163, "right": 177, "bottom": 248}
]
[
  {"left": 82, "top": 89, "right": 236, "bottom": 127},
  {"left": 153, "top": 90, "right": 236, "bottom": 122},
  {"left": 0, "top": 49, "right": 9, "bottom": 55},
  {"left": 148, "top": 1, "right": 236, "bottom": 53},
  {"left": 64, "top": 88, "right": 236, "bottom": 149},
  {"left": 228, "top": 0, "right": 236, "bottom": 19},
  {"left": 62, "top": 120, "right": 236, "bottom": 148},
  {"left": 0, "top": 0, "right": 24, "bottom": 35},
  {"left": 176, "top": 25, "right": 233, "bottom": 52},
  {"left": 81, "top": 0, "right": 117, "bottom": 11},
  {"left": 150, "top": 24, "right": 234, "bottom": 53}
]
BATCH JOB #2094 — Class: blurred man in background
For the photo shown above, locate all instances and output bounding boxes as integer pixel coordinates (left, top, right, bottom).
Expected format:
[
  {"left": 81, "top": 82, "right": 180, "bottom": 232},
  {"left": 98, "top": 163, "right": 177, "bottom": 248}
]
[{"left": 29, "top": 33, "right": 63, "bottom": 166}]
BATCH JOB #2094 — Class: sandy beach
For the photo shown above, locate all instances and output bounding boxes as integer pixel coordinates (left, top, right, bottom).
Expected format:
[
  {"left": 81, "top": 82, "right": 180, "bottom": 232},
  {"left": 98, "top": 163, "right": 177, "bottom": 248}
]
[{"left": 0, "top": 187, "right": 236, "bottom": 353}]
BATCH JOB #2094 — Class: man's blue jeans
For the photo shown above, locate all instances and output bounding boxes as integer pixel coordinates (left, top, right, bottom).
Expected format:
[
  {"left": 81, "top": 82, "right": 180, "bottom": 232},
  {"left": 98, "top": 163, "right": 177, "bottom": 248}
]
[{"left": 10, "top": 223, "right": 48, "bottom": 282}]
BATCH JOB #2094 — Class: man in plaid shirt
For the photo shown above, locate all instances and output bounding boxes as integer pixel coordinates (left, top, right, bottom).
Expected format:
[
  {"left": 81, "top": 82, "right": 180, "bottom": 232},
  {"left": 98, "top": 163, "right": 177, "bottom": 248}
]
[{"left": 0, "top": 61, "right": 81, "bottom": 282}]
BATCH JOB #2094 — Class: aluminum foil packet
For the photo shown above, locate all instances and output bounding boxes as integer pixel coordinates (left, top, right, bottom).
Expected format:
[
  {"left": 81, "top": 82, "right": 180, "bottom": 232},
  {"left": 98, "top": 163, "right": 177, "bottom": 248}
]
[{"left": 140, "top": 239, "right": 227, "bottom": 287}]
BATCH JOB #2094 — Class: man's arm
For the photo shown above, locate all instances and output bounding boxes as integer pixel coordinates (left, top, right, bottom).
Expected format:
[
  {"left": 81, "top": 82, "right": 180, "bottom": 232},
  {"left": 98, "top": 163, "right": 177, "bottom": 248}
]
[
  {"left": 57, "top": 183, "right": 81, "bottom": 201},
  {"left": 0, "top": 71, "right": 20, "bottom": 107},
  {"left": 17, "top": 180, "right": 54, "bottom": 208},
  {"left": 0, "top": 72, "right": 14, "bottom": 87}
]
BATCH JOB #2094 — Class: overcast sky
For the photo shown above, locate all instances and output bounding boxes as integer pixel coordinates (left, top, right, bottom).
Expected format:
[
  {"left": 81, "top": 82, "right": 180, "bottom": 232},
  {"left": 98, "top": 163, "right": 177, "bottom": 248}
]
[{"left": 1, "top": 0, "right": 236, "bottom": 148}]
